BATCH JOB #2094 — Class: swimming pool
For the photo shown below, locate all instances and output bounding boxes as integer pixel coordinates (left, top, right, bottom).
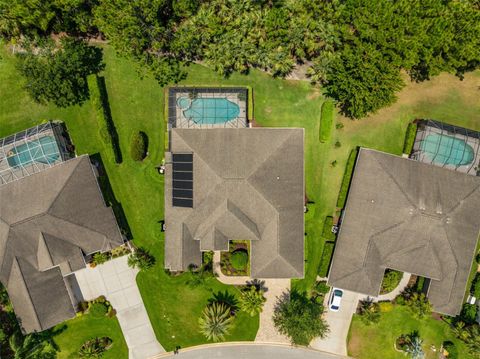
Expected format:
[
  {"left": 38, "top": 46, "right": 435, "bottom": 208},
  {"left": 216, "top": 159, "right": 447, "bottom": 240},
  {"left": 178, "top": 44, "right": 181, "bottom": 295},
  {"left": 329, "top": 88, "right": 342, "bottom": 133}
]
[
  {"left": 177, "top": 97, "right": 240, "bottom": 124},
  {"left": 7, "top": 135, "right": 60, "bottom": 168},
  {"left": 420, "top": 133, "right": 474, "bottom": 166}
]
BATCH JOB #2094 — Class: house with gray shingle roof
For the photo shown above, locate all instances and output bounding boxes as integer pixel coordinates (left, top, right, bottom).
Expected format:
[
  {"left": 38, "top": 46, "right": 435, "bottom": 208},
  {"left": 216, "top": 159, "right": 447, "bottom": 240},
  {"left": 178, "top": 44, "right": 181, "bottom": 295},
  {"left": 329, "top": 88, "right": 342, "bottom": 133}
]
[
  {"left": 0, "top": 154, "right": 123, "bottom": 333},
  {"left": 328, "top": 148, "right": 480, "bottom": 316},
  {"left": 164, "top": 128, "right": 305, "bottom": 278}
]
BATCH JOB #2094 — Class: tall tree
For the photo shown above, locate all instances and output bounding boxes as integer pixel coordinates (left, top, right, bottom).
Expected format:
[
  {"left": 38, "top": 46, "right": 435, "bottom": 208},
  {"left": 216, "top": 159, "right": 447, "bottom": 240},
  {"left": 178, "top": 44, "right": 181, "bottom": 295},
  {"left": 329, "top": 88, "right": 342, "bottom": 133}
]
[{"left": 16, "top": 37, "right": 104, "bottom": 107}]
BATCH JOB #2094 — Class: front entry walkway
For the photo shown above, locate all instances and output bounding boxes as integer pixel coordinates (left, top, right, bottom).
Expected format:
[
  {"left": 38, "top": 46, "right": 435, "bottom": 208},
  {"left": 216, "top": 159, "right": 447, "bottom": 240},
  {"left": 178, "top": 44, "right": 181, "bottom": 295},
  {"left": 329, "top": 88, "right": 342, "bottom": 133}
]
[
  {"left": 74, "top": 256, "right": 164, "bottom": 359},
  {"left": 212, "top": 251, "right": 290, "bottom": 344}
]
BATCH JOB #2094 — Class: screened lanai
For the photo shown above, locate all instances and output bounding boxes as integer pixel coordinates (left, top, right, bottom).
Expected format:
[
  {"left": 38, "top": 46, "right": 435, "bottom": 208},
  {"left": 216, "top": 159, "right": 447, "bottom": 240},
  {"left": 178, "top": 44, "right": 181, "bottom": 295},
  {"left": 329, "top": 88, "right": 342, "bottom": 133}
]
[
  {"left": 411, "top": 119, "right": 480, "bottom": 176},
  {"left": 168, "top": 87, "right": 248, "bottom": 129},
  {"left": 0, "top": 122, "right": 73, "bottom": 186}
]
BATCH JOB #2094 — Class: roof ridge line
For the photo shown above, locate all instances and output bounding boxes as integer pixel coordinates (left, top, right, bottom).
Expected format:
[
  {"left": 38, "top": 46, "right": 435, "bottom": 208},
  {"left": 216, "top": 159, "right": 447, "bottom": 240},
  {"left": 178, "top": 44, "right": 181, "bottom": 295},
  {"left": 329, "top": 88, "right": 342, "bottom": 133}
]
[
  {"left": 10, "top": 257, "right": 42, "bottom": 330},
  {"left": 45, "top": 156, "right": 84, "bottom": 214}
]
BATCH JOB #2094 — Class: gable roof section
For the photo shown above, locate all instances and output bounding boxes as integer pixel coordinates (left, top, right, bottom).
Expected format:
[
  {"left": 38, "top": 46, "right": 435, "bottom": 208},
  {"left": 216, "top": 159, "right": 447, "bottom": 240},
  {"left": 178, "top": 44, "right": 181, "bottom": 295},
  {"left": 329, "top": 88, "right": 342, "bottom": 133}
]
[
  {"left": 0, "top": 155, "right": 123, "bottom": 333},
  {"left": 165, "top": 128, "right": 304, "bottom": 278},
  {"left": 328, "top": 148, "right": 480, "bottom": 316}
]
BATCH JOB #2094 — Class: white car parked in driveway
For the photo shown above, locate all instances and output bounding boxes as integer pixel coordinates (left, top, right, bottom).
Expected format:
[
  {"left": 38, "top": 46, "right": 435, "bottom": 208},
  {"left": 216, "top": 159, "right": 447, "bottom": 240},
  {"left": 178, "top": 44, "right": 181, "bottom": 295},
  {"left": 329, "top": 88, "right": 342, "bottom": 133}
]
[{"left": 328, "top": 288, "right": 343, "bottom": 312}]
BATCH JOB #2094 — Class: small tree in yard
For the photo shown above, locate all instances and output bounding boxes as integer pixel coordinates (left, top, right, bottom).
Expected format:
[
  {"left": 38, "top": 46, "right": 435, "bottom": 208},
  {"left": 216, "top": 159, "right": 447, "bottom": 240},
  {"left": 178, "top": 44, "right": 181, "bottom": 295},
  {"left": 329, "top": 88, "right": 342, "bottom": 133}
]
[
  {"left": 406, "top": 293, "right": 432, "bottom": 319},
  {"left": 127, "top": 247, "right": 155, "bottom": 271},
  {"left": 358, "top": 298, "right": 380, "bottom": 325},
  {"left": 398, "top": 331, "right": 424, "bottom": 359},
  {"left": 198, "top": 302, "right": 234, "bottom": 342},
  {"left": 273, "top": 291, "right": 329, "bottom": 345},
  {"left": 238, "top": 286, "right": 266, "bottom": 317}
]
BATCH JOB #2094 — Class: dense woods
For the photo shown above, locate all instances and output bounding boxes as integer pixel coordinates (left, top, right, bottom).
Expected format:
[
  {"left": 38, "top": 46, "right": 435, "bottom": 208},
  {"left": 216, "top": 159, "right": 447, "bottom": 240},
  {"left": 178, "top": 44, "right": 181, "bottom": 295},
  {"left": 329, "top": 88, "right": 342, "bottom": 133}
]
[{"left": 1, "top": 0, "right": 479, "bottom": 117}]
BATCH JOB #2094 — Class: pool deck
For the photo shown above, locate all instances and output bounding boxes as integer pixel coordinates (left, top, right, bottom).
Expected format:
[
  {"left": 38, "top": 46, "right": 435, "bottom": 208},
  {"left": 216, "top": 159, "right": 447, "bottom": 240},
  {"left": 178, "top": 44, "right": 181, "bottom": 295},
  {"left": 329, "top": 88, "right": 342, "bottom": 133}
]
[
  {"left": 0, "top": 128, "right": 65, "bottom": 186},
  {"left": 412, "top": 122, "right": 480, "bottom": 176},
  {"left": 171, "top": 91, "right": 248, "bottom": 129}
]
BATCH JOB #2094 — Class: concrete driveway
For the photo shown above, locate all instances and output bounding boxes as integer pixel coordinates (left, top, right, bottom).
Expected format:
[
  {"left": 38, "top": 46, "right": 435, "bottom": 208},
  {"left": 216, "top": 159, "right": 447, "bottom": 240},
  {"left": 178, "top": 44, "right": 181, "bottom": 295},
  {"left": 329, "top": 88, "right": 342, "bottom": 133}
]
[
  {"left": 74, "top": 256, "right": 164, "bottom": 359},
  {"left": 310, "top": 289, "right": 359, "bottom": 356},
  {"left": 152, "top": 343, "right": 349, "bottom": 359}
]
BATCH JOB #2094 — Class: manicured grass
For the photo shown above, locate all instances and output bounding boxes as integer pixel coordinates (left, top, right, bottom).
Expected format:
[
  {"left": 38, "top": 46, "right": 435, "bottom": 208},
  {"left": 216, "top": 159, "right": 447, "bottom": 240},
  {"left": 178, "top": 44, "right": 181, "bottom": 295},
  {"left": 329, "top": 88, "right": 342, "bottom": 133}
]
[
  {"left": 348, "top": 306, "right": 473, "bottom": 359},
  {"left": 319, "top": 100, "right": 334, "bottom": 142},
  {"left": 54, "top": 313, "right": 128, "bottom": 359},
  {"left": 2, "top": 40, "right": 480, "bottom": 351}
]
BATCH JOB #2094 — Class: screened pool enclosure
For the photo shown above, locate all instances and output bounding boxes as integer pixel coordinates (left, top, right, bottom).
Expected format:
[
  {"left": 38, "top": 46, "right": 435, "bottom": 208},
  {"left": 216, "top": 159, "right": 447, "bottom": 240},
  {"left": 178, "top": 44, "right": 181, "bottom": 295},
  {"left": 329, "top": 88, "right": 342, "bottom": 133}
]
[
  {"left": 411, "top": 119, "right": 480, "bottom": 176},
  {"left": 0, "top": 122, "right": 73, "bottom": 185},
  {"left": 168, "top": 87, "right": 248, "bottom": 129}
]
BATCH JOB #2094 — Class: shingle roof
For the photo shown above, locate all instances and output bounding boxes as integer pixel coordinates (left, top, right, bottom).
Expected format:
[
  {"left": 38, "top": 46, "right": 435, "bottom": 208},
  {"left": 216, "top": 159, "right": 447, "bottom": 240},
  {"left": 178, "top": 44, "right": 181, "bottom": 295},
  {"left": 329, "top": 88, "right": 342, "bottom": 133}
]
[
  {"left": 328, "top": 148, "right": 480, "bottom": 316},
  {"left": 165, "top": 128, "right": 304, "bottom": 278},
  {"left": 0, "top": 155, "right": 123, "bottom": 333}
]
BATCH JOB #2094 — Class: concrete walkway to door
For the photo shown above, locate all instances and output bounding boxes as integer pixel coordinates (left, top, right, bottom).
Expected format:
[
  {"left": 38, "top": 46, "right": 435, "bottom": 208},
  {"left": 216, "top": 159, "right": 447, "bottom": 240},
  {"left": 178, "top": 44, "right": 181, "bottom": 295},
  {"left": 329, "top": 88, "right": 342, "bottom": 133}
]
[{"left": 74, "top": 256, "right": 164, "bottom": 359}]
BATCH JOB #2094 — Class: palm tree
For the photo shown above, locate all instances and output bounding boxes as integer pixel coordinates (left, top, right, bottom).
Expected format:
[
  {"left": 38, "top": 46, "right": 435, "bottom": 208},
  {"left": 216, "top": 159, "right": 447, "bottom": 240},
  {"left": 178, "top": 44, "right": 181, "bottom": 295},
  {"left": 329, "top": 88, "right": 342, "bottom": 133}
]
[
  {"left": 358, "top": 298, "right": 380, "bottom": 325},
  {"left": 9, "top": 332, "right": 56, "bottom": 359},
  {"left": 403, "top": 332, "right": 424, "bottom": 359},
  {"left": 78, "top": 337, "right": 113, "bottom": 358},
  {"left": 238, "top": 286, "right": 266, "bottom": 316},
  {"left": 198, "top": 302, "right": 234, "bottom": 342},
  {"left": 127, "top": 247, "right": 155, "bottom": 271}
]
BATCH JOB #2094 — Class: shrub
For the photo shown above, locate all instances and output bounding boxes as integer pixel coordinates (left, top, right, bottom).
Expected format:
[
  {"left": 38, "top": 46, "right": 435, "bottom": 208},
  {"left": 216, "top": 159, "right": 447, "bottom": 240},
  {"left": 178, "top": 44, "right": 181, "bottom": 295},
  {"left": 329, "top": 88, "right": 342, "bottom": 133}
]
[
  {"left": 358, "top": 299, "right": 380, "bottom": 325},
  {"left": 79, "top": 337, "right": 113, "bottom": 358},
  {"left": 416, "top": 276, "right": 426, "bottom": 292},
  {"left": 476, "top": 252, "right": 480, "bottom": 264},
  {"left": 459, "top": 303, "right": 478, "bottom": 325},
  {"left": 87, "top": 75, "right": 122, "bottom": 164},
  {"left": 321, "top": 216, "right": 336, "bottom": 241},
  {"left": 406, "top": 293, "right": 432, "bottom": 319},
  {"left": 314, "top": 281, "right": 330, "bottom": 295},
  {"left": 336, "top": 123, "right": 344, "bottom": 130},
  {"left": 273, "top": 290, "right": 329, "bottom": 345},
  {"left": 231, "top": 249, "right": 248, "bottom": 271},
  {"left": 443, "top": 341, "right": 458, "bottom": 359},
  {"left": 319, "top": 100, "right": 334, "bottom": 142},
  {"left": 470, "top": 272, "right": 480, "bottom": 298},
  {"left": 378, "top": 301, "right": 394, "bottom": 313},
  {"left": 335, "top": 141, "right": 341, "bottom": 148},
  {"left": 318, "top": 241, "right": 335, "bottom": 277},
  {"left": 336, "top": 148, "right": 358, "bottom": 208},
  {"left": 198, "top": 302, "right": 234, "bottom": 342},
  {"left": 403, "top": 122, "right": 417, "bottom": 155},
  {"left": 380, "top": 270, "right": 403, "bottom": 294},
  {"left": 92, "top": 252, "right": 108, "bottom": 266},
  {"left": 128, "top": 247, "right": 155, "bottom": 271},
  {"left": 89, "top": 302, "right": 108, "bottom": 318},
  {"left": 238, "top": 286, "right": 266, "bottom": 316},
  {"left": 130, "top": 131, "right": 148, "bottom": 161}
]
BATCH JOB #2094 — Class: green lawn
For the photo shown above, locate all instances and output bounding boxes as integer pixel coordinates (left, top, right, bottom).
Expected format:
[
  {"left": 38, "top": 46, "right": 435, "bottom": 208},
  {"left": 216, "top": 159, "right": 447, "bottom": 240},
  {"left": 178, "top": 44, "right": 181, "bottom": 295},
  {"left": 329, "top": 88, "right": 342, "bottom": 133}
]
[
  {"left": 54, "top": 313, "right": 128, "bottom": 359},
  {"left": 348, "top": 306, "right": 473, "bottom": 359},
  {"left": 1, "top": 41, "right": 480, "bottom": 353}
]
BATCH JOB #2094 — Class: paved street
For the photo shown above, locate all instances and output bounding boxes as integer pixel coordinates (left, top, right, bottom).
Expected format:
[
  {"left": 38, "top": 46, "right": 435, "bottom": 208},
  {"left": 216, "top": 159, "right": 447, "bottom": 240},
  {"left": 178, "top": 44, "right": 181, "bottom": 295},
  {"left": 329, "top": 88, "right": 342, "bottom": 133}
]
[
  {"left": 154, "top": 344, "right": 349, "bottom": 359},
  {"left": 74, "top": 256, "right": 164, "bottom": 359},
  {"left": 310, "top": 289, "right": 359, "bottom": 356}
]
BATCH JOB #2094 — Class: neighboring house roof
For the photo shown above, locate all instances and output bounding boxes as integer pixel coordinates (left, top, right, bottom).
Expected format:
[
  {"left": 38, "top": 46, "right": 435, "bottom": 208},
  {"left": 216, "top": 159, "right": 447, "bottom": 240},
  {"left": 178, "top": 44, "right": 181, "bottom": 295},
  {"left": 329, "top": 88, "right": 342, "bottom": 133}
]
[
  {"left": 328, "top": 148, "right": 480, "bottom": 316},
  {"left": 0, "top": 155, "right": 123, "bottom": 333},
  {"left": 165, "top": 128, "right": 304, "bottom": 278}
]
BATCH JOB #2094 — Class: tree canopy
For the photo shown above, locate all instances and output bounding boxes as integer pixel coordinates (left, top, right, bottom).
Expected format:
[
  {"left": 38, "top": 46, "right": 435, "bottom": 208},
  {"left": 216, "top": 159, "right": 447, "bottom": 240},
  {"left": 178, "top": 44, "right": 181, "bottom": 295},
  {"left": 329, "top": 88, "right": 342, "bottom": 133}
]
[
  {"left": 16, "top": 37, "right": 104, "bottom": 107},
  {"left": 1, "top": 0, "right": 480, "bottom": 116}
]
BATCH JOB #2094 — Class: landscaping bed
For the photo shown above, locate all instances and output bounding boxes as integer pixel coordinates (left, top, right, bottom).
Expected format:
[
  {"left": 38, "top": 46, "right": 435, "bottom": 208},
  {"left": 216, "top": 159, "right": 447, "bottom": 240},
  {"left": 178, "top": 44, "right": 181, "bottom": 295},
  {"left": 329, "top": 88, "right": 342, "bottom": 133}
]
[{"left": 221, "top": 241, "right": 250, "bottom": 276}]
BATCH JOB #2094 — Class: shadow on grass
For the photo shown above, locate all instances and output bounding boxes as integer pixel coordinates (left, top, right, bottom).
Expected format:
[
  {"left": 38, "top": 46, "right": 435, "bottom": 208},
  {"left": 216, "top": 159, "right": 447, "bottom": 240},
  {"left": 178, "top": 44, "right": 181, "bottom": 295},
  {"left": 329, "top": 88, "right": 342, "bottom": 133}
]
[{"left": 90, "top": 153, "right": 132, "bottom": 240}]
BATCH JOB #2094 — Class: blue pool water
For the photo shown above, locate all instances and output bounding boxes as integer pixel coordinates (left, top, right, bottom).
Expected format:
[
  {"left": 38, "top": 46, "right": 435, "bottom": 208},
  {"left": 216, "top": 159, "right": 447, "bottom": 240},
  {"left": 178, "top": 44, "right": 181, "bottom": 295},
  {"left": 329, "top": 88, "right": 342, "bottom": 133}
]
[
  {"left": 7, "top": 136, "right": 60, "bottom": 168},
  {"left": 177, "top": 97, "right": 240, "bottom": 124},
  {"left": 420, "top": 133, "right": 474, "bottom": 166}
]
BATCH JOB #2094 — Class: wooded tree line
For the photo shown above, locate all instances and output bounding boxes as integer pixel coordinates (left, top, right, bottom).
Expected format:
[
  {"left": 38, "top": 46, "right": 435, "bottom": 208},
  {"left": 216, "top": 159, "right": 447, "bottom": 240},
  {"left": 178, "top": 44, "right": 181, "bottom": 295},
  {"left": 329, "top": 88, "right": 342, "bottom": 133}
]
[{"left": 1, "top": 0, "right": 479, "bottom": 117}]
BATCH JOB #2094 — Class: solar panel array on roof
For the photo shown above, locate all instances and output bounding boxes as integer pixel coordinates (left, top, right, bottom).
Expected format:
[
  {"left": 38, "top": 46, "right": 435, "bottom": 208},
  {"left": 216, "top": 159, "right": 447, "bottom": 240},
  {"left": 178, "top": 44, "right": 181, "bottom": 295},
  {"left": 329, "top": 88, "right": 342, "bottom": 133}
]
[{"left": 172, "top": 153, "right": 193, "bottom": 208}]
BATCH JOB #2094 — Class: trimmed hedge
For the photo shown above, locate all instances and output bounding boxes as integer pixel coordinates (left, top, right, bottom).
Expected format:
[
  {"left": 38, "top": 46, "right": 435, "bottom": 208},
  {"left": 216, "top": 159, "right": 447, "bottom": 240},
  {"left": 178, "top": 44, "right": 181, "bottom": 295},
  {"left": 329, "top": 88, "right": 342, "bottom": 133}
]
[
  {"left": 318, "top": 241, "right": 335, "bottom": 277},
  {"left": 470, "top": 272, "right": 480, "bottom": 298},
  {"left": 403, "top": 122, "right": 417, "bottom": 155},
  {"left": 336, "top": 148, "right": 359, "bottom": 208},
  {"left": 322, "top": 216, "right": 336, "bottom": 241},
  {"left": 87, "top": 75, "right": 122, "bottom": 163},
  {"left": 130, "top": 131, "right": 148, "bottom": 161},
  {"left": 319, "top": 100, "right": 334, "bottom": 143},
  {"left": 231, "top": 249, "right": 249, "bottom": 270}
]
